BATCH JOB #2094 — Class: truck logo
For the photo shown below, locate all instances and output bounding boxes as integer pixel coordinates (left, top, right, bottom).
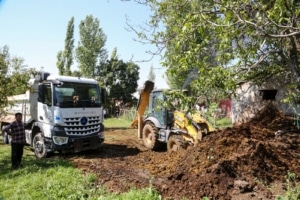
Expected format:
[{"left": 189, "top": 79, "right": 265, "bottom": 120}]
[
  {"left": 75, "top": 111, "right": 96, "bottom": 115},
  {"left": 80, "top": 117, "right": 88, "bottom": 125}
]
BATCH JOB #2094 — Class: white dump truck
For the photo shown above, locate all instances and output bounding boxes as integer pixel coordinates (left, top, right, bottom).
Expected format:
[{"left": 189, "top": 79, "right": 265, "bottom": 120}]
[{"left": 0, "top": 72, "right": 105, "bottom": 158}]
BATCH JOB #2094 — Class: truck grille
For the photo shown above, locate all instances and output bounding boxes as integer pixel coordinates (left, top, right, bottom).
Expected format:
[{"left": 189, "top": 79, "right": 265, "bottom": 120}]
[{"left": 64, "top": 116, "right": 101, "bottom": 136}]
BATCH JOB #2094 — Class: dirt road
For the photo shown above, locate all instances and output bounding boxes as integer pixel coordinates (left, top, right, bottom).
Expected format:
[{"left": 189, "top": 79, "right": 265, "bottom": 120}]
[{"left": 66, "top": 104, "right": 300, "bottom": 199}]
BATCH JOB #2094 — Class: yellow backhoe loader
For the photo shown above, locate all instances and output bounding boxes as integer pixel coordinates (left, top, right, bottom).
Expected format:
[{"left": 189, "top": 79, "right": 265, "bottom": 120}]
[{"left": 131, "top": 80, "right": 215, "bottom": 152}]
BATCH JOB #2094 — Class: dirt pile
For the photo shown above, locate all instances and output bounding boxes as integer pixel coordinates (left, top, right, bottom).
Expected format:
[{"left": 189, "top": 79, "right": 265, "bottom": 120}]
[{"left": 67, "top": 103, "right": 300, "bottom": 200}]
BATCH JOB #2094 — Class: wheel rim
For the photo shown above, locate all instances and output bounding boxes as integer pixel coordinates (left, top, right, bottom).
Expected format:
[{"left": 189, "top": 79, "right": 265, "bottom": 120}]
[
  {"left": 3, "top": 132, "right": 7, "bottom": 143},
  {"left": 3, "top": 131, "right": 9, "bottom": 144},
  {"left": 142, "top": 123, "right": 161, "bottom": 150},
  {"left": 145, "top": 130, "right": 152, "bottom": 144},
  {"left": 35, "top": 141, "right": 44, "bottom": 154}
]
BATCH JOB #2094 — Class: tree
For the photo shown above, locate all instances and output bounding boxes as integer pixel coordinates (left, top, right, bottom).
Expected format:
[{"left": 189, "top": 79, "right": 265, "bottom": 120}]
[
  {"left": 0, "top": 46, "right": 11, "bottom": 109},
  {"left": 110, "top": 60, "right": 139, "bottom": 104},
  {"left": 147, "top": 65, "right": 156, "bottom": 82},
  {"left": 56, "top": 50, "right": 65, "bottom": 75},
  {"left": 56, "top": 17, "right": 75, "bottom": 76},
  {"left": 166, "top": 72, "right": 182, "bottom": 89},
  {"left": 99, "top": 48, "right": 139, "bottom": 107},
  {"left": 64, "top": 17, "right": 75, "bottom": 76},
  {"left": 131, "top": 0, "right": 300, "bottom": 103},
  {"left": 76, "top": 15, "right": 107, "bottom": 78},
  {"left": 0, "top": 46, "right": 36, "bottom": 112}
]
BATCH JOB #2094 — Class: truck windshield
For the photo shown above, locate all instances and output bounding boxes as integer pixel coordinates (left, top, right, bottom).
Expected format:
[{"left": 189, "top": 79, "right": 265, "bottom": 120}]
[{"left": 54, "top": 82, "right": 102, "bottom": 108}]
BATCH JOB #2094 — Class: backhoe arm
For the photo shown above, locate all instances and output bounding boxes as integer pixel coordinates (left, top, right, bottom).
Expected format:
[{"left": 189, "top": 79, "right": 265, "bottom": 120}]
[{"left": 131, "top": 81, "right": 155, "bottom": 132}]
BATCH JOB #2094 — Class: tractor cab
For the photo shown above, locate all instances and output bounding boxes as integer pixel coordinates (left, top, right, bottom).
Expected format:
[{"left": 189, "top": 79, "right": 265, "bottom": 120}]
[{"left": 146, "top": 89, "right": 174, "bottom": 129}]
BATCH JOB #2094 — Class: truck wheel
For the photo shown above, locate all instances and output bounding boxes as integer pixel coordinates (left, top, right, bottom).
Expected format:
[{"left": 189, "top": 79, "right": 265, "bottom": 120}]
[
  {"left": 33, "top": 133, "right": 48, "bottom": 158},
  {"left": 2, "top": 130, "right": 9, "bottom": 144},
  {"left": 1, "top": 126, "right": 11, "bottom": 144},
  {"left": 142, "top": 122, "right": 161, "bottom": 150},
  {"left": 167, "top": 135, "right": 187, "bottom": 152}
]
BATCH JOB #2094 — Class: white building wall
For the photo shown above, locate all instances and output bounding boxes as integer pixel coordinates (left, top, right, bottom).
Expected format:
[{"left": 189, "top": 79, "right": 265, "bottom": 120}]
[{"left": 232, "top": 81, "right": 300, "bottom": 125}]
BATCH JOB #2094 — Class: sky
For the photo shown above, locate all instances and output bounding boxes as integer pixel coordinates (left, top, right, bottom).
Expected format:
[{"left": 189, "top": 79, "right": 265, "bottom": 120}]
[{"left": 0, "top": 0, "right": 169, "bottom": 89}]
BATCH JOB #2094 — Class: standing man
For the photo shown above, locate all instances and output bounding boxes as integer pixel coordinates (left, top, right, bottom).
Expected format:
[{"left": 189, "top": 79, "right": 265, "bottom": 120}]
[{"left": 4, "top": 112, "right": 26, "bottom": 170}]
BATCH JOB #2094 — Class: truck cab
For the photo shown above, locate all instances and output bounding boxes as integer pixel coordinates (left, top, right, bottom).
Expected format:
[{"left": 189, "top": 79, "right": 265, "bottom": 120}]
[{"left": 1, "top": 72, "right": 105, "bottom": 158}]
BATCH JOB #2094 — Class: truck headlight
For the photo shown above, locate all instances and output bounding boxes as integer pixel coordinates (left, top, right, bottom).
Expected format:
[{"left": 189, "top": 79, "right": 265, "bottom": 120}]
[{"left": 53, "top": 136, "right": 68, "bottom": 145}]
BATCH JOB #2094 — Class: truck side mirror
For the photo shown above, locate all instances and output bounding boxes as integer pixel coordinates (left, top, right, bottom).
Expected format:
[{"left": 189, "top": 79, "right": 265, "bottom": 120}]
[{"left": 37, "top": 84, "right": 45, "bottom": 103}]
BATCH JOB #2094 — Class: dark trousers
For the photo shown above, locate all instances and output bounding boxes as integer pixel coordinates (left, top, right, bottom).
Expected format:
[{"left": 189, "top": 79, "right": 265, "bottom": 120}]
[{"left": 11, "top": 143, "right": 24, "bottom": 168}]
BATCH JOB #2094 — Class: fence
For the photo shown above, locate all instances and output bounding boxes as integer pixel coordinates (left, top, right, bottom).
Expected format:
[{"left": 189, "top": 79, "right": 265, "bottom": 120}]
[{"left": 120, "top": 108, "right": 137, "bottom": 121}]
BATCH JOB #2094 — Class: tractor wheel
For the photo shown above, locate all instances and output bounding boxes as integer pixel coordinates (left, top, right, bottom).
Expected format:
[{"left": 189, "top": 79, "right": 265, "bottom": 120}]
[
  {"left": 142, "top": 122, "right": 161, "bottom": 150},
  {"left": 167, "top": 135, "right": 187, "bottom": 152},
  {"left": 33, "top": 133, "right": 48, "bottom": 158}
]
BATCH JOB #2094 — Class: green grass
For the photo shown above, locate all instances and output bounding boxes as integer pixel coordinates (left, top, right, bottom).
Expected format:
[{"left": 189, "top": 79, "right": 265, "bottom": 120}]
[
  {"left": 0, "top": 143, "right": 161, "bottom": 200},
  {"left": 275, "top": 171, "right": 300, "bottom": 200},
  {"left": 205, "top": 116, "right": 232, "bottom": 129},
  {"left": 215, "top": 117, "right": 232, "bottom": 128},
  {"left": 103, "top": 117, "right": 132, "bottom": 128},
  {"left": 103, "top": 114, "right": 232, "bottom": 130}
]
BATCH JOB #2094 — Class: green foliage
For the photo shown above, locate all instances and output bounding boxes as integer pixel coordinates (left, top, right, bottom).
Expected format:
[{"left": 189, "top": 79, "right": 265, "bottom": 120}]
[
  {"left": 134, "top": 0, "right": 300, "bottom": 104},
  {"left": 55, "top": 16, "right": 140, "bottom": 107},
  {"left": 0, "top": 46, "right": 37, "bottom": 112},
  {"left": 56, "top": 50, "right": 65, "bottom": 75},
  {"left": 166, "top": 72, "right": 184, "bottom": 90},
  {"left": 73, "top": 15, "right": 140, "bottom": 107},
  {"left": 109, "top": 60, "right": 139, "bottom": 103},
  {"left": 276, "top": 171, "right": 300, "bottom": 200},
  {"left": 56, "top": 17, "right": 74, "bottom": 76},
  {"left": 206, "top": 102, "right": 219, "bottom": 117},
  {"left": 64, "top": 17, "right": 75, "bottom": 76},
  {"left": 99, "top": 48, "right": 139, "bottom": 108},
  {"left": 76, "top": 15, "right": 108, "bottom": 78},
  {"left": 147, "top": 65, "right": 156, "bottom": 82},
  {"left": 282, "top": 82, "right": 300, "bottom": 107}
]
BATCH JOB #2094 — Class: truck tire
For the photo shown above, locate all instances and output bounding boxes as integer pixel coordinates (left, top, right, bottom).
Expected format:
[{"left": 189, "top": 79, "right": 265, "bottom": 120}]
[
  {"left": 33, "top": 133, "right": 48, "bottom": 158},
  {"left": 167, "top": 134, "right": 187, "bottom": 152},
  {"left": 2, "top": 130, "right": 9, "bottom": 144},
  {"left": 2, "top": 126, "right": 11, "bottom": 144},
  {"left": 142, "top": 122, "right": 161, "bottom": 150}
]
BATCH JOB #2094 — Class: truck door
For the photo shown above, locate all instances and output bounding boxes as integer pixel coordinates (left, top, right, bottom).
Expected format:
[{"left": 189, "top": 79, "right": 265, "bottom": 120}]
[{"left": 37, "top": 83, "right": 53, "bottom": 126}]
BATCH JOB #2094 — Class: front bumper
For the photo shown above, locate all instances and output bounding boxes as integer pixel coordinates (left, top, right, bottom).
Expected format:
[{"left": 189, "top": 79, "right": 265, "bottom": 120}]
[{"left": 44, "top": 124, "right": 105, "bottom": 153}]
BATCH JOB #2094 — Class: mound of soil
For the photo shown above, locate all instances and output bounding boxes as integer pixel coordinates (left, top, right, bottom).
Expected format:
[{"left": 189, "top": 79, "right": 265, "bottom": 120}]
[{"left": 66, "top": 103, "right": 300, "bottom": 199}]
